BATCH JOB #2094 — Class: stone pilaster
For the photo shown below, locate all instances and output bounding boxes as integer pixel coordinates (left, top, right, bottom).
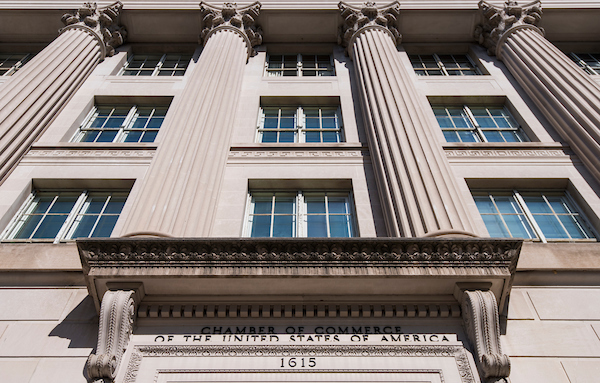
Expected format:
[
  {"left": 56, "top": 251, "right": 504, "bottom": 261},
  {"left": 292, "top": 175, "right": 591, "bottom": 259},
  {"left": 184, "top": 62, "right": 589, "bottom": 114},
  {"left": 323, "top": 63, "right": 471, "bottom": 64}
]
[
  {"left": 0, "top": 1, "right": 125, "bottom": 184},
  {"left": 339, "top": 1, "right": 477, "bottom": 237},
  {"left": 122, "top": 2, "right": 262, "bottom": 237},
  {"left": 476, "top": 0, "right": 600, "bottom": 184}
]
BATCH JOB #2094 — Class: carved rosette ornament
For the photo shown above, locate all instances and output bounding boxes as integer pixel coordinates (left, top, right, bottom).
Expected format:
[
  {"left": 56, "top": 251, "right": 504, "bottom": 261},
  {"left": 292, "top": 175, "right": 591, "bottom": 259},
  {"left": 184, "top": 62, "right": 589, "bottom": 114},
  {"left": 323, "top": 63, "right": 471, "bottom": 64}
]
[
  {"left": 462, "top": 290, "right": 510, "bottom": 383},
  {"left": 338, "top": 1, "right": 401, "bottom": 52},
  {"left": 200, "top": 2, "right": 262, "bottom": 57},
  {"left": 475, "top": 0, "right": 543, "bottom": 58},
  {"left": 87, "top": 290, "right": 137, "bottom": 383},
  {"left": 61, "top": 1, "right": 127, "bottom": 59}
]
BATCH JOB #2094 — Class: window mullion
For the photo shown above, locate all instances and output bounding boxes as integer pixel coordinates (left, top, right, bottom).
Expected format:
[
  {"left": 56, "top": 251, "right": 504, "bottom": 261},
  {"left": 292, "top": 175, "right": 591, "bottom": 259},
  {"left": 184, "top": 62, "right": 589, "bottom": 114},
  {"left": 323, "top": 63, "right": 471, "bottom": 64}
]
[
  {"left": 1, "top": 192, "right": 37, "bottom": 239},
  {"left": 57, "top": 191, "right": 88, "bottom": 243},
  {"left": 515, "top": 190, "right": 547, "bottom": 243},
  {"left": 152, "top": 54, "right": 166, "bottom": 76},
  {"left": 297, "top": 191, "right": 305, "bottom": 237},
  {"left": 297, "top": 54, "right": 302, "bottom": 76},
  {"left": 434, "top": 54, "right": 448, "bottom": 76},
  {"left": 298, "top": 106, "right": 304, "bottom": 143},
  {"left": 489, "top": 194, "right": 514, "bottom": 238},
  {"left": 464, "top": 106, "right": 486, "bottom": 142},
  {"left": 324, "top": 193, "right": 330, "bottom": 237},
  {"left": 118, "top": 106, "right": 138, "bottom": 142},
  {"left": 269, "top": 194, "right": 275, "bottom": 238}
]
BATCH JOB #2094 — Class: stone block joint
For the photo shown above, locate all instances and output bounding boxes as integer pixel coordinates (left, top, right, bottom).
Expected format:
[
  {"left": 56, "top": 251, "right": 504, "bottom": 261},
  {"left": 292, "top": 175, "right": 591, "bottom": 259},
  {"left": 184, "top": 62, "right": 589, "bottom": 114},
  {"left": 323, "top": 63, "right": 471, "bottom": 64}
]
[{"left": 61, "top": 1, "right": 127, "bottom": 59}]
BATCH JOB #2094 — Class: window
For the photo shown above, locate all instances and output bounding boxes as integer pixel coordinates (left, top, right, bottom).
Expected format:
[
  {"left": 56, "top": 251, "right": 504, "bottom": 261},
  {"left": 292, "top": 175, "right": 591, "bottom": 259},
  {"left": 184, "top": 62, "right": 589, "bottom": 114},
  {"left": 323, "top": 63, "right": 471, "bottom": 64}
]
[
  {"left": 569, "top": 53, "right": 600, "bottom": 75},
  {"left": 257, "top": 106, "right": 343, "bottom": 143},
  {"left": 120, "top": 54, "right": 192, "bottom": 76},
  {"left": 245, "top": 191, "right": 355, "bottom": 238},
  {"left": 0, "top": 54, "right": 32, "bottom": 76},
  {"left": 266, "top": 54, "right": 335, "bottom": 77},
  {"left": 473, "top": 191, "right": 595, "bottom": 242},
  {"left": 2, "top": 190, "right": 128, "bottom": 243},
  {"left": 433, "top": 105, "right": 527, "bottom": 143},
  {"left": 72, "top": 105, "right": 168, "bottom": 143},
  {"left": 409, "top": 54, "right": 480, "bottom": 76}
]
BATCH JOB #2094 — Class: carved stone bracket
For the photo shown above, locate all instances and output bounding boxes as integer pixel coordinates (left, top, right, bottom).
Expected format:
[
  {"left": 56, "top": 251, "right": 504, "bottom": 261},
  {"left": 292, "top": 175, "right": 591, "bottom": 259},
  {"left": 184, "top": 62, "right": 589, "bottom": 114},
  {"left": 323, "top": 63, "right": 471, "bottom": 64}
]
[
  {"left": 461, "top": 290, "right": 510, "bottom": 383},
  {"left": 61, "top": 1, "right": 127, "bottom": 59},
  {"left": 87, "top": 290, "right": 137, "bottom": 383},
  {"left": 474, "top": 0, "right": 543, "bottom": 58},
  {"left": 338, "top": 1, "right": 401, "bottom": 52},
  {"left": 199, "top": 1, "right": 262, "bottom": 57}
]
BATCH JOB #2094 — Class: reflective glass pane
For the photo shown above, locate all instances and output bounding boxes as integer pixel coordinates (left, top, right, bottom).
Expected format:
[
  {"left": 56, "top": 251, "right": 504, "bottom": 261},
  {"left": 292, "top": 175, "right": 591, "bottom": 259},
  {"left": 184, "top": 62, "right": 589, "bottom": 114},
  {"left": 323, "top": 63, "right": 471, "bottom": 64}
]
[
  {"left": 503, "top": 214, "right": 534, "bottom": 239},
  {"left": 274, "top": 198, "right": 294, "bottom": 214},
  {"left": 307, "top": 215, "right": 327, "bottom": 237},
  {"left": 458, "top": 131, "right": 479, "bottom": 142},
  {"left": 131, "top": 117, "right": 149, "bottom": 130},
  {"left": 140, "top": 131, "right": 158, "bottom": 142},
  {"left": 263, "top": 117, "right": 278, "bottom": 129},
  {"left": 306, "top": 199, "right": 326, "bottom": 214},
  {"left": 523, "top": 196, "right": 552, "bottom": 213},
  {"left": 71, "top": 215, "right": 98, "bottom": 238},
  {"left": 124, "top": 131, "right": 142, "bottom": 142},
  {"left": 329, "top": 215, "right": 351, "bottom": 237},
  {"left": 261, "top": 132, "right": 277, "bottom": 143},
  {"left": 328, "top": 198, "right": 347, "bottom": 214},
  {"left": 91, "top": 215, "right": 118, "bottom": 237},
  {"left": 533, "top": 214, "right": 569, "bottom": 239},
  {"left": 322, "top": 118, "right": 337, "bottom": 129},
  {"left": 305, "top": 117, "right": 320, "bottom": 129},
  {"left": 31, "top": 197, "right": 54, "bottom": 214},
  {"left": 558, "top": 215, "right": 589, "bottom": 239},
  {"left": 32, "top": 215, "right": 68, "bottom": 239},
  {"left": 250, "top": 215, "right": 271, "bottom": 237},
  {"left": 273, "top": 215, "right": 294, "bottom": 237},
  {"left": 322, "top": 131, "right": 338, "bottom": 142},
  {"left": 96, "top": 130, "right": 118, "bottom": 143},
  {"left": 279, "top": 132, "right": 295, "bottom": 142},
  {"left": 13, "top": 215, "right": 43, "bottom": 239},
  {"left": 253, "top": 199, "right": 272, "bottom": 214},
  {"left": 443, "top": 131, "right": 460, "bottom": 142},
  {"left": 89, "top": 116, "right": 107, "bottom": 129},
  {"left": 547, "top": 197, "right": 569, "bottom": 213},
  {"left": 279, "top": 117, "right": 295, "bottom": 129},
  {"left": 501, "top": 131, "right": 521, "bottom": 142},
  {"left": 305, "top": 131, "right": 321, "bottom": 143},
  {"left": 104, "top": 196, "right": 127, "bottom": 214},
  {"left": 474, "top": 196, "right": 496, "bottom": 214},
  {"left": 81, "top": 197, "right": 106, "bottom": 214},
  {"left": 80, "top": 131, "right": 100, "bottom": 142},
  {"left": 483, "top": 130, "right": 504, "bottom": 142},
  {"left": 481, "top": 215, "right": 511, "bottom": 237},
  {"left": 49, "top": 196, "right": 78, "bottom": 213},
  {"left": 494, "top": 196, "right": 521, "bottom": 214}
]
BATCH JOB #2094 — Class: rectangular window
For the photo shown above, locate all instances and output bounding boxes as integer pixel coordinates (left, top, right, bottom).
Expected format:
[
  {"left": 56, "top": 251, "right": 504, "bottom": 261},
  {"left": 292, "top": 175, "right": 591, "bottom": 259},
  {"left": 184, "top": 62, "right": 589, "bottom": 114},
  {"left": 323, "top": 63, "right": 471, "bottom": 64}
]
[
  {"left": 120, "top": 54, "right": 192, "bottom": 76},
  {"left": 473, "top": 190, "right": 595, "bottom": 242},
  {"left": 0, "top": 54, "right": 32, "bottom": 76},
  {"left": 257, "top": 106, "right": 343, "bottom": 143},
  {"left": 266, "top": 54, "right": 335, "bottom": 77},
  {"left": 569, "top": 53, "right": 600, "bottom": 75},
  {"left": 1, "top": 190, "right": 129, "bottom": 243},
  {"left": 245, "top": 191, "right": 355, "bottom": 238},
  {"left": 72, "top": 105, "right": 168, "bottom": 143},
  {"left": 409, "top": 54, "right": 480, "bottom": 76},
  {"left": 433, "top": 105, "right": 527, "bottom": 143}
]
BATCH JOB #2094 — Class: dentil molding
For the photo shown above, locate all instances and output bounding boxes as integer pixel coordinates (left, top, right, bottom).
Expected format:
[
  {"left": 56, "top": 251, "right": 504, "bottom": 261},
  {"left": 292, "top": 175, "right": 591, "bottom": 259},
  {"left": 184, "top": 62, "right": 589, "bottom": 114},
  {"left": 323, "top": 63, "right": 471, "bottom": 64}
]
[
  {"left": 61, "top": 1, "right": 126, "bottom": 59},
  {"left": 475, "top": 0, "right": 543, "bottom": 58},
  {"left": 338, "top": 1, "right": 401, "bottom": 51}
]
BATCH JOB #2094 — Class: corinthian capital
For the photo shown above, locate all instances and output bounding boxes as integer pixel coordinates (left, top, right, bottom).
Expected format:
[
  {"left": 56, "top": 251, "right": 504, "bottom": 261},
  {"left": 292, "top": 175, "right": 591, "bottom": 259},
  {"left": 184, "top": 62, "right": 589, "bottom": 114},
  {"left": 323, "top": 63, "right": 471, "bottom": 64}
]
[
  {"left": 200, "top": 2, "right": 262, "bottom": 56},
  {"left": 475, "top": 0, "right": 543, "bottom": 57},
  {"left": 61, "top": 1, "right": 126, "bottom": 58},
  {"left": 338, "top": 1, "right": 401, "bottom": 50}
]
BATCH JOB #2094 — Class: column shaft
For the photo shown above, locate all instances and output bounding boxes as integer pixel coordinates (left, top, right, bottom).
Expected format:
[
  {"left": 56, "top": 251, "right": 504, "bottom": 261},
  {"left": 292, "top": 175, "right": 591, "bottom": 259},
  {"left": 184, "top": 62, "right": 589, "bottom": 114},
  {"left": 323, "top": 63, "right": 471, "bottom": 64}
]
[
  {"left": 122, "top": 29, "right": 248, "bottom": 237},
  {"left": 500, "top": 28, "right": 600, "bottom": 182},
  {"left": 351, "top": 28, "right": 476, "bottom": 237},
  {"left": 0, "top": 29, "right": 102, "bottom": 183}
]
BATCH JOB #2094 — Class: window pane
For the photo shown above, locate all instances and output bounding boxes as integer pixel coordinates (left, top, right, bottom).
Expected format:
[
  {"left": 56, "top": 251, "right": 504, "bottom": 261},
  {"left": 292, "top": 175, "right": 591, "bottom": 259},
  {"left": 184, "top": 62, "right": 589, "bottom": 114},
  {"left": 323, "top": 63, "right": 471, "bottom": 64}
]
[
  {"left": 503, "top": 214, "right": 534, "bottom": 239},
  {"left": 250, "top": 215, "right": 271, "bottom": 237},
  {"left": 474, "top": 196, "right": 496, "bottom": 214},
  {"left": 49, "top": 196, "right": 78, "bottom": 214},
  {"left": 71, "top": 214, "right": 98, "bottom": 238},
  {"left": 261, "top": 132, "right": 277, "bottom": 143},
  {"left": 558, "top": 215, "right": 589, "bottom": 239},
  {"left": 322, "top": 131, "right": 339, "bottom": 143},
  {"left": 274, "top": 197, "right": 294, "bottom": 214},
  {"left": 307, "top": 199, "right": 326, "bottom": 214},
  {"left": 328, "top": 198, "right": 348, "bottom": 214},
  {"left": 533, "top": 214, "right": 569, "bottom": 239},
  {"left": 329, "top": 215, "right": 351, "bottom": 237},
  {"left": 307, "top": 215, "right": 327, "bottom": 237},
  {"left": 305, "top": 131, "right": 321, "bottom": 143},
  {"left": 91, "top": 215, "right": 119, "bottom": 237},
  {"left": 273, "top": 215, "right": 294, "bottom": 237},
  {"left": 81, "top": 197, "right": 106, "bottom": 214},
  {"left": 253, "top": 199, "right": 272, "bottom": 214},
  {"left": 279, "top": 132, "right": 295, "bottom": 143},
  {"left": 104, "top": 196, "right": 127, "bottom": 214},
  {"left": 32, "top": 215, "right": 68, "bottom": 239},
  {"left": 523, "top": 196, "right": 553, "bottom": 213},
  {"left": 481, "top": 215, "right": 511, "bottom": 237},
  {"left": 124, "top": 131, "right": 142, "bottom": 143},
  {"left": 13, "top": 215, "right": 43, "bottom": 239}
]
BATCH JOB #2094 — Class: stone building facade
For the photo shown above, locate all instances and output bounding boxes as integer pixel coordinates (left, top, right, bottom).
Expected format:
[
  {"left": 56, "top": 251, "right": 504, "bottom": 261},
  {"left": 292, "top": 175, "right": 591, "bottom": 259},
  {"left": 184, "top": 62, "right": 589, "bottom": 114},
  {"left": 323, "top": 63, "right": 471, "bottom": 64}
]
[{"left": 0, "top": 1, "right": 599, "bottom": 382}]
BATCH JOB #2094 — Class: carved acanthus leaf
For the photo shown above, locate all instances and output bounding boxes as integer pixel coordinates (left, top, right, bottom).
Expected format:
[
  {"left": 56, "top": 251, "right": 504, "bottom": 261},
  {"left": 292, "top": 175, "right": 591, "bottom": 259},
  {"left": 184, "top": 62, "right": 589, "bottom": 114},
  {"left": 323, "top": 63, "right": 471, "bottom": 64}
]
[
  {"left": 87, "top": 290, "right": 137, "bottom": 383},
  {"left": 338, "top": 1, "right": 401, "bottom": 50},
  {"left": 475, "top": 0, "right": 543, "bottom": 56},
  {"left": 462, "top": 290, "right": 510, "bottom": 383},
  {"left": 200, "top": 2, "right": 262, "bottom": 55},
  {"left": 61, "top": 1, "right": 126, "bottom": 58}
]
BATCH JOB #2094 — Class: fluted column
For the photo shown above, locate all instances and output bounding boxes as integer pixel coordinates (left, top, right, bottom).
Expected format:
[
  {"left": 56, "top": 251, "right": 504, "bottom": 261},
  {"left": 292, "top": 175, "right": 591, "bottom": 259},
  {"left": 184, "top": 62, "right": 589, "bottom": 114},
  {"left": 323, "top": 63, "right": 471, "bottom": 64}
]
[
  {"left": 0, "top": 2, "right": 125, "bottom": 184},
  {"left": 122, "top": 2, "right": 262, "bottom": 237},
  {"left": 339, "top": 2, "right": 476, "bottom": 237},
  {"left": 477, "top": 0, "right": 600, "bottom": 184}
]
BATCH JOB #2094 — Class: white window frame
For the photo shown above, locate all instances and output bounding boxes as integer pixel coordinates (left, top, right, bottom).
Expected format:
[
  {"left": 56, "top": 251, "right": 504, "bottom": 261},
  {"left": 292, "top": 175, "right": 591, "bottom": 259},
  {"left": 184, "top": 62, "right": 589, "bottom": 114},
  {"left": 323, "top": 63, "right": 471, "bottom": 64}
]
[
  {"left": 256, "top": 106, "right": 344, "bottom": 143},
  {"left": 473, "top": 190, "right": 596, "bottom": 243},
  {"left": 0, "top": 53, "right": 32, "bottom": 76},
  {"left": 1, "top": 190, "right": 129, "bottom": 244},
  {"left": 265, "top": 54, "right": 335, "bottom": 77},
  {"left": 119, "top": 54, "right": 192, "bottom": 76},
  {"left": 409, "top": 54, "right": 481, "bottom": 76},
  {"left": 243, "top": 191, "right": 356, "bottom": 238},
  {"left": 433, "top": 105, "right": 527, "bottom": 143},
  {"left": 71, "top": 105, "right": 167, "bottom": 143}
]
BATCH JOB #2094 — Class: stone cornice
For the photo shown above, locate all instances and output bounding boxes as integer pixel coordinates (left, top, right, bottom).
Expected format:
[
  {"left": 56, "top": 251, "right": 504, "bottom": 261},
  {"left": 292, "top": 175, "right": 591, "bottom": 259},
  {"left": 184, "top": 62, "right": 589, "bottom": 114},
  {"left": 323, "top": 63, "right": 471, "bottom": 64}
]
[
  {"left": 78, "top": 237, "right": 521, "bottom": 272},
  {"left": 338, "top": 1, "right": 401, "bottom": 51},
  {"left": 61, "top": 1, "right": 126, "bottom": 59},
  {"left": 475, "top": 0, "right": 543, "bottom": 58},
  {"left": 200, "top": 1, "right": 262, "bottom": 58}
]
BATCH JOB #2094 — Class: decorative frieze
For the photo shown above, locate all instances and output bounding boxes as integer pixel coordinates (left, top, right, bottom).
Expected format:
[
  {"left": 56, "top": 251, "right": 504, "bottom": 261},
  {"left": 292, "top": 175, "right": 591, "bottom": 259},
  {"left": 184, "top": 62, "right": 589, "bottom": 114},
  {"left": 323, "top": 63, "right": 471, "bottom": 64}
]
[
  {"left": 475, "top": 0, "right": 543, "bottom": 57},
  {"left": 200, "top": 1, "right": 262, "bottom": 57},
  {"left": 445, "top": 148, "right": 572, "bottom": 158},
  {"left": 61, "top": 1, "right": 126, "bottom": 59},
  {"left": 338, "top": 1, "right": 401, "bottom": 51},
  {"left": 22, "top": 148, "right": 155, "bottom": 165}
]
